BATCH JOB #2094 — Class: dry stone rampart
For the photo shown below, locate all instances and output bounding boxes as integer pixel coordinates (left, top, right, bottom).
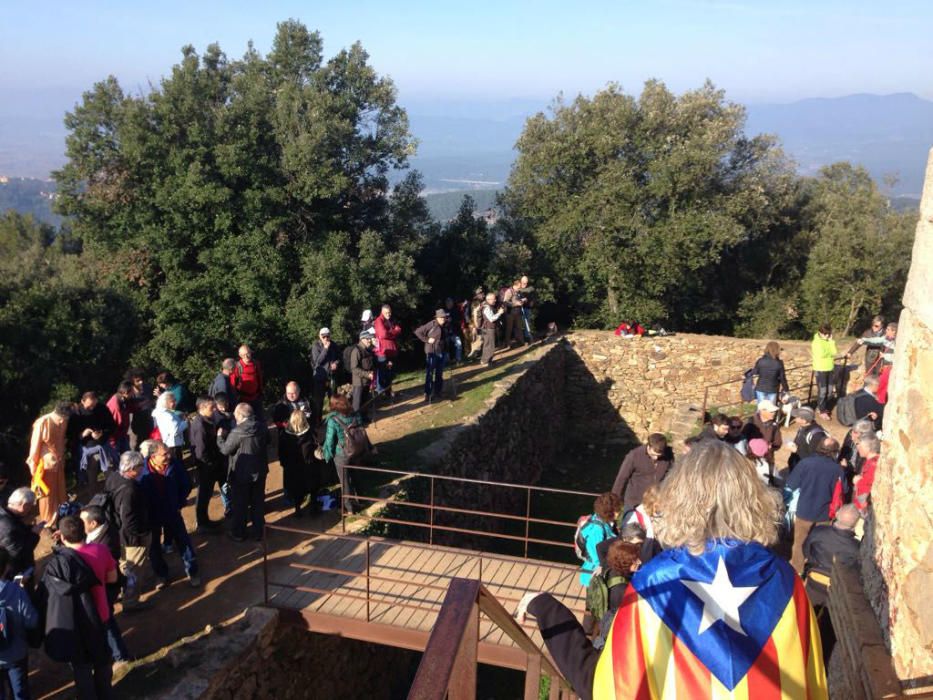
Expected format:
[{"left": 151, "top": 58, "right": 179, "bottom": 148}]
[
  {"left": 565, "top": 331, "right": 823, "bottom": 441},
  {"left": 862, "top": 148, "right": 933, "bottom": 686}
]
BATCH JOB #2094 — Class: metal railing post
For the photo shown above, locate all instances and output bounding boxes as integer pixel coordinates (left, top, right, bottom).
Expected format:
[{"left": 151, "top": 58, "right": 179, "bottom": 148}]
[
  {"left": 807, "top": 370, "right": 814, "bottom": 405},
  {"left": 524, "top": 487, "right": 532, "bottom": 558},
  {"left": 262, "top": 526, "right": 269, "bottom": 605},
  {"left": 341, "top": 471, "right": 347, "bottom": 534},
  {"left": 429, "top": 476, "right": 436, "bottom": 545},
  {"left": 702, "top": 385, "right": 710, "bottom": 421},
  {"left": 366, "top": 540, "right": 369, "bottom": 622}
]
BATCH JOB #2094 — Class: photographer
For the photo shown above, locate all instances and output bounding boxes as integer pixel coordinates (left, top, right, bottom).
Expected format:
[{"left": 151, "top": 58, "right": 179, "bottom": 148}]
[{"left": 0, "top": 488, "right": 43, "bottom": 584}]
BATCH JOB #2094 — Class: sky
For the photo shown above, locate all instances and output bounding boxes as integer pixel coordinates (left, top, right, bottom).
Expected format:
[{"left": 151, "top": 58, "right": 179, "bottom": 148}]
[{"left": 2, "top": 0, "right": 932, "bottom": 117}]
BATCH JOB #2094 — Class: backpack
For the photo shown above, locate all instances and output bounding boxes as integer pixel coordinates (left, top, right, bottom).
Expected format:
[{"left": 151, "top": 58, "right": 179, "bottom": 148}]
[
  {"left": 741, "top": 368, "right": 756, "bottom": 403},
  {"left": 337, "top": 416, "right": 371, "bottom": 462},
  {"left": 586, "top": 571, "right": 627, "bottom": 621},
  {"left": 498, "top": 286, "right": 511, "bottom": 305},
  {"left": 88, "top": 491, "right": 121, "bottom": 530},
  {"left": 835, "top": 392, "right": 860, "bottom": 427},
  {"left": 574, "top": 515, "right": 595, "bottom": 561},
  {"left": 342, "top": 345, "right": 357, "bottom": 374}
]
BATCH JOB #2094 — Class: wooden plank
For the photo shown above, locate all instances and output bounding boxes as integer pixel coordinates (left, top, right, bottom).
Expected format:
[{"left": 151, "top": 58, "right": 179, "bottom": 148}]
[
  {"left": 372, "top": 543, "right": 443, "bottom": 627},
  {"left": 278, "top": 536, "right": 361, "bottom": 610}
]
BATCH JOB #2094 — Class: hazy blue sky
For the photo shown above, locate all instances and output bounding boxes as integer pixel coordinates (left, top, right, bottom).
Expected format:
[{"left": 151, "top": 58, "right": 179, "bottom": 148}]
[{"left": 2, "top": 0, "right": 932, "bottom": 110}]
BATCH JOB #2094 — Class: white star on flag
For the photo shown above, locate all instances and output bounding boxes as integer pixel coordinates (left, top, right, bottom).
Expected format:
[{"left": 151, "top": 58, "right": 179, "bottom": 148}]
[{"left": 682, "top": 556, "right": 758, "bottom": 636}]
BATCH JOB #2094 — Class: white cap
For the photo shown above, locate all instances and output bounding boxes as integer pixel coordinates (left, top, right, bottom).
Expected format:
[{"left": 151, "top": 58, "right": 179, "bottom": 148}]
[
  {"left": 757, "top": 399, "right": 779, "bottom": 412},
  {"left": 319, "top": 327, "right": 331, "bottom": 337},
  {"left": 361, "top": 309, "right": 373, "bottom": 322}
]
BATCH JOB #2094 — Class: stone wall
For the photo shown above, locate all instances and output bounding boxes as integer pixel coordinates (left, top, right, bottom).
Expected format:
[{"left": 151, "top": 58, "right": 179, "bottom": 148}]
[
  {"left": 133, "top": 608, "right": 420, "bottom": 700},
  {"left": 862, "top": 148, "right": 933, "bottom": 687},
  {"left": 565, "top": 331, "right": 819, "bottom": 441}
]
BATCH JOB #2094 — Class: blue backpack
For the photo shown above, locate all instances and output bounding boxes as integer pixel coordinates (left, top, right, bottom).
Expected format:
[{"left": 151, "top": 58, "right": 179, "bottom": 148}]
[{"left": 741, "top": 368, "right": 756, "bottom": 402}]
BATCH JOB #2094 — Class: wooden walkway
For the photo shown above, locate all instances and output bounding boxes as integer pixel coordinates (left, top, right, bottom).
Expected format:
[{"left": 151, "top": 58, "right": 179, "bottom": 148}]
[{"left": 266, "top": 530, "right": 587, "bottom": 668}]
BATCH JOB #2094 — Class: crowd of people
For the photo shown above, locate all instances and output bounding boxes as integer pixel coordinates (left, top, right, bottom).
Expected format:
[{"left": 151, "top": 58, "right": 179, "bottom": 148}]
[
  {"left": 0, "top": 275, "right": 539, "bottom": 698},
  {"left": 0, "top": 293, "right": 895, "bottom": 698},
  {"left": 518, "top": 318, "right": 896, "bottom": 699}
]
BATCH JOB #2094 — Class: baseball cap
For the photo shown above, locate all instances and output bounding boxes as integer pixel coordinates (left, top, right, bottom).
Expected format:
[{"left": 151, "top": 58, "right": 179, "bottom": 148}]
[
  {"left": 319, "top": 327, "right": 331, "bottom": 337},
  {"left": 359, "top": 329, "right": 375, "bottom": 340},
  {"left": 791, "top": 406, "right": 815, "bottom": 421}
]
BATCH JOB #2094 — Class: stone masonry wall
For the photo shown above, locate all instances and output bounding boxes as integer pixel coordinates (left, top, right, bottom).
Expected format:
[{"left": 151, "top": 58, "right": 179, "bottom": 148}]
[
  {"left": 565, "top": 331, "right": 821, "bottom": 441},
  {"left": 863, "top": 148, "right": 933, "bottom": 686}
]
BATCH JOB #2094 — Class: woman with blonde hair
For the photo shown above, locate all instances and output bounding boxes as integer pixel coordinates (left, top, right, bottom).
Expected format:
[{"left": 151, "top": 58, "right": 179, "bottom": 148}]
[
  {"left": 278, "top": 409, "right": 319, "bottom": 517},
  {"left": 519, "top": 441, "right": 826, "bottom": 700}
]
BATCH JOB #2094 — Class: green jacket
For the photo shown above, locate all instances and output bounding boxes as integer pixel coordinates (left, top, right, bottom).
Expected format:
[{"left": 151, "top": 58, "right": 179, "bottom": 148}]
[
  {"left": 811, "top": 334, "right": 837, "bottom": 372},
  {"left": 322, "top": 412, "right": 361, "bottom": 461}
]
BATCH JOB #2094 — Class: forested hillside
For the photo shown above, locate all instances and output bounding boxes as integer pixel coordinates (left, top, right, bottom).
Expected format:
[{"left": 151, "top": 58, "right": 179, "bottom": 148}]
[{"left": 0, "top": 20, "right": 917, "bottom": 467}]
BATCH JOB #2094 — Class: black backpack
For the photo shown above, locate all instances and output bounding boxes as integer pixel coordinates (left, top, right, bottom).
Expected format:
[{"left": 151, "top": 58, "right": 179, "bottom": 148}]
[
  {"left": 835, "top": 392, "right": 860, "bottom": 427},
  {"left": 88, "top": 491, "right": 121, "bottom": 530},
  {"left": 342, "top": 345, "right": 358, "bottom": 375}
]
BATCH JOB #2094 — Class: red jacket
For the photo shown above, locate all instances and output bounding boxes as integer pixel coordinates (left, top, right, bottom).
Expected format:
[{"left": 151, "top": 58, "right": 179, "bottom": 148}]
[
  {"left": 877, "top": 365, "right": 891, "bottom": 404},
  {"left": 106, "top": 394, "right": 130, "bottom": 446},
  {"left": 373, "top": 315, "right": 402, "bottom": 358},
  {"left": 854, "top": 455, "right": 878, "bottom": 513},
  {"left": 232, "top": 359, "right": 263, "bottom": 402}
]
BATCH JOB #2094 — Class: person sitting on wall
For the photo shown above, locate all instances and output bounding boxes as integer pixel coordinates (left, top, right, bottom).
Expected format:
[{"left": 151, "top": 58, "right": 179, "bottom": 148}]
[{"left": 802, "top": 504, "right": 860, "bottom": 608}]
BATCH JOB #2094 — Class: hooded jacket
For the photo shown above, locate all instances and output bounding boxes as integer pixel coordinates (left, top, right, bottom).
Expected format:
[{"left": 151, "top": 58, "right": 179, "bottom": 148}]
[
  {"left": 217, "top": 417, "right": 269, "bottom": 484},
  {"left": 39, "top": 546, "right": 109, "bottom": 665},
  {"left": 811, "top": 334, "right": 837, "bottom": 372}
]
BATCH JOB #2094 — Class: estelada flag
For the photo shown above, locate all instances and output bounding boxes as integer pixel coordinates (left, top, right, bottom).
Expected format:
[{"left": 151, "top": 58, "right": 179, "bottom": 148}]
[{"left": 594, "top": 541, "right": 827, "bottom": 699}]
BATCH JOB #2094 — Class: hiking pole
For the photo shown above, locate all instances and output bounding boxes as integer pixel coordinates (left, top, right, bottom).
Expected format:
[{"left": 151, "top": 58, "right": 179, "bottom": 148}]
[{"left": 521, "top": 307, "right": 532, "bottom": 344}]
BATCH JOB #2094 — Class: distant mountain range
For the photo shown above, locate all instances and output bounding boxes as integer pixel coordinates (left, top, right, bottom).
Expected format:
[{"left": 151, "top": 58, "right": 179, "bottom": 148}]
[{"left": 2, "top": 91, "right": 931, "bottom": 203}]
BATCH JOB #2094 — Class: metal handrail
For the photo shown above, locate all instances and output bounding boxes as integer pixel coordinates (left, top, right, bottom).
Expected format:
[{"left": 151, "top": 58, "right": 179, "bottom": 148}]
[
  {"left": 408, "top": 578, "right": 577, "bottom": 700},
  {"left": 700, "top": 361, "right": 816, "bottom": 421},
  {"left": 341, "top": 464, "right": 601, "bottom": 498},
  {"left": 339, "top": 465, "right": 600, "bottom": 557}
]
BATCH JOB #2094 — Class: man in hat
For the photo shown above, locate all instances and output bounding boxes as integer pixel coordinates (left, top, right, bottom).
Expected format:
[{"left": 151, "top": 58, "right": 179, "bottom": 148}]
[
  {"left": 348, "top": 330, "right": 376, "bottom": 415},
  {"left": 467, "top": 287, "right": 485, "bottom": 360},
  {"left": 414, "top": 310, "right": 450, "bottom": 403},
  {"left": 310, "top": 327, "right": 340, "bottom": 425},
  {"left": 787, "top": 406, "right": 826, "bottom": 470}
]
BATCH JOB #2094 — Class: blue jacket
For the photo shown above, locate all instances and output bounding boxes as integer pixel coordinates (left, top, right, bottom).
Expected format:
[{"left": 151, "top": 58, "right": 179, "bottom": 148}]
[
  {"left": 140, "top": 460, "right": 192, "bottom": 525},
  {"left": 578, "top": 514, "right": 616, "bottom": 586},
  {"left": 0, "top": 580, "right": 39, "bottom": 666},
  {"left": 786, "top": 455, "right": 843, "bottom": 522}
]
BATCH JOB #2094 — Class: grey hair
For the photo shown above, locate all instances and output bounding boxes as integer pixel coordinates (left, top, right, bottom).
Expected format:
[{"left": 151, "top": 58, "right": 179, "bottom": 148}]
[
  {"left": 222, "top": 358, "right": 236, "bottom": 371},
  {"left": 864, "top": 375, "right": 880, "bottom": 389},
  {"left": 858, "top": 435, "right": 881, "bottom": 454},
  {"left": 834, "top": 504, "right": 860, "bottom": 529},
  {"left": 8, "top": 487, "right": 36, "bottom": 507},
  {"left": 852, "top": 419, "right": 876, "bottom": 436},
  {"left": 655, "top": 441, "right": 782, "bottom": 555},
  {"left": 234, "top": 402, "right": 254, "bottom": 421},
  {"left": 119, "top": 451, "right": 144, "bottom": 474}
]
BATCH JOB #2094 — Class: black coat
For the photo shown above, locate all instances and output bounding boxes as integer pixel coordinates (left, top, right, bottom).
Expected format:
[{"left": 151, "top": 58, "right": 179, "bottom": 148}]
[
  {"left": 67, "top": 403, "right": 116, "bottom": 448},
  {"left": 190, "top": 414, "right": 222, "bottom": 470},
  {"left": 0, "top": 506, "right": 39, "bottom": 577},
  {"left": 852, "top": 390, "right": 884, "bottom": 431},
  {"left": 104, "top": 470, "right": 150, "bottom": 547},
  {"left": 39, "top": 547, "right": 110, "bottom": 665},
  {"left": 310, "top": 340, "right": 341, "bottom": 382},
  {"left": 217, "top": 417, "right": 268, "bottom": 484},
  {"left": 753, "top": 355, "right": 789, "bottom": 394}
]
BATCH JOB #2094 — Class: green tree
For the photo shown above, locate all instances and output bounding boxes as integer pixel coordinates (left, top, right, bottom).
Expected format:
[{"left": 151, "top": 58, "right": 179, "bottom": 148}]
[
  {"left": 0, "top": 212, "right": 140, "bottom": 470},
  {"left": 799, "top": 163, "right": 916, "bottom": 335},
  {"left": 53, "top": 20, "right": 423, "bottom": 394},
  {"left": 503, "top": 80, "right": 798, "bottom": 329}
]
